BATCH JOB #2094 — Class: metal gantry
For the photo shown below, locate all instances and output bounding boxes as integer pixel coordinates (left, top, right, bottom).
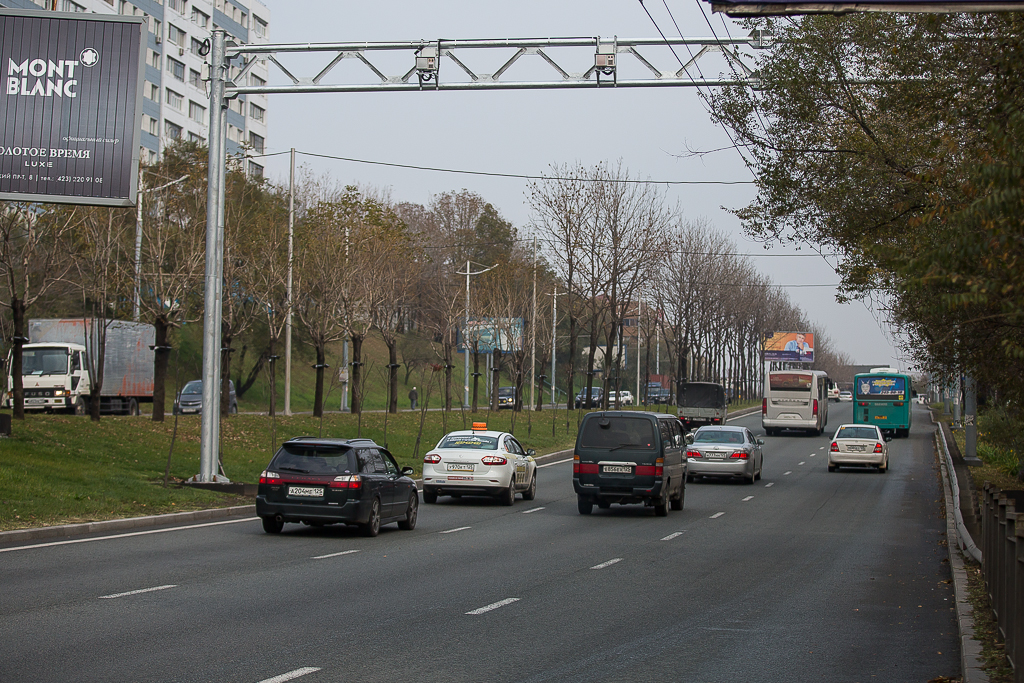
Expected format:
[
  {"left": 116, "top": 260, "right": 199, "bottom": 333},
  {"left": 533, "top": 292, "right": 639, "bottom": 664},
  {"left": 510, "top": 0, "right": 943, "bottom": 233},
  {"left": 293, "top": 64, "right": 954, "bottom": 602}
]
[{"left": 197, "top": 32, "right": 769, "bottom": 481}]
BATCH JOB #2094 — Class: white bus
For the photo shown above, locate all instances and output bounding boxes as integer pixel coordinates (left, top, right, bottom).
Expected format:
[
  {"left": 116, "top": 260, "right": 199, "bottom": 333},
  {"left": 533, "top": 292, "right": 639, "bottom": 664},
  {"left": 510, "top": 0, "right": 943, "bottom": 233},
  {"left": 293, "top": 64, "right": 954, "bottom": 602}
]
[{"left": 762, "top": 370, "right": 830, "bottom": 436}]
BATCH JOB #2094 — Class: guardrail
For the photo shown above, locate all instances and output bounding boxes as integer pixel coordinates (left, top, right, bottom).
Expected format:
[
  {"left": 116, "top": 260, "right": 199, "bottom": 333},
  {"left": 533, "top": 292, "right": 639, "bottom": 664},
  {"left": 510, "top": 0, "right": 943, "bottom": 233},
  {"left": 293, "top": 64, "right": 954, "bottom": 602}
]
[
  {"left": 935, "top": 427, "right": 983, "bottom": 563},
  {"left": 981, "top": 484, "right": 1024, "bottom": 682}
]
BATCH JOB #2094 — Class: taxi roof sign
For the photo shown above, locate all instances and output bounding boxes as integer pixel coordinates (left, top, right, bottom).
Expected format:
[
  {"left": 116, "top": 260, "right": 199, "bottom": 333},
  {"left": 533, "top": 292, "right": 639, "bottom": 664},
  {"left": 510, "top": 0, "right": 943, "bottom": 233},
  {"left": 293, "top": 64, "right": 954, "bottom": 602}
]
[{"left": 471, "top": 422, "right": 488, "bottom": 431}]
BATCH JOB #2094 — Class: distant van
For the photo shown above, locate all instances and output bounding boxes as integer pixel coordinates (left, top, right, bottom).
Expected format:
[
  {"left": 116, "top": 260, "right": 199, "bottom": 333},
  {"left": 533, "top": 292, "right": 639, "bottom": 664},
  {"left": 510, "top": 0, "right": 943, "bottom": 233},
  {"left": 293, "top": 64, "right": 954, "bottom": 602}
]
[{"left": 572, "top": 411, "right": 687, "bottom": 516}]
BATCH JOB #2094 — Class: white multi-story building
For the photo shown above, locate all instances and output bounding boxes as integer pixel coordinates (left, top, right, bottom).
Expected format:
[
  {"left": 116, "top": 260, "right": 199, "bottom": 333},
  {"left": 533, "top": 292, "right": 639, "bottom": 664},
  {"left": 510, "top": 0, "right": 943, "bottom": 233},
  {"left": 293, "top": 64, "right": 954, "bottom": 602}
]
[{"left": 2, "top": 0, "right": 270, "bottom": 177}]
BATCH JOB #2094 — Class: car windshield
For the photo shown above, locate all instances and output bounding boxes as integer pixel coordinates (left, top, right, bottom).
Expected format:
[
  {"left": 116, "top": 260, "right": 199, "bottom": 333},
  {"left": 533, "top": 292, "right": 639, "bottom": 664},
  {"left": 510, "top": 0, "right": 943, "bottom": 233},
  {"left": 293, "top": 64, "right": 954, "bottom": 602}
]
[
  {"left": 22, "top": 347, "right": 69, "bottom": 375},
  {"left": 181, "top": 381, "right": 202, "bottom": 395},
  {"left": 498, "top": 387, "right": 514, "bottom": 397},
  {"left": 579, "top": 417, "right": 656, "bottom": 450},
  {"left": 836, "top": 427, "right": 879, "bottom": 440},
  {"left": 438, "top": 434, "right": 499, "bottom": 450},
  {"left": 694, "top": 430, "right": 745, "bottom": 444},
  {"left": 270, "top": 444, "right": 354, "bottom": 474}
]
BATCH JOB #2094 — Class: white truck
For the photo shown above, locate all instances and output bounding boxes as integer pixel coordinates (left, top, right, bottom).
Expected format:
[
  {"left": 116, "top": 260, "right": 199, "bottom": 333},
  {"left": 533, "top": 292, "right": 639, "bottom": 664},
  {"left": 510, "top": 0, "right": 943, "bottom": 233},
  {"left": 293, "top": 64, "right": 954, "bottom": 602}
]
[{"left": 6, "top": 319, "right": 155, "bottom": 416}]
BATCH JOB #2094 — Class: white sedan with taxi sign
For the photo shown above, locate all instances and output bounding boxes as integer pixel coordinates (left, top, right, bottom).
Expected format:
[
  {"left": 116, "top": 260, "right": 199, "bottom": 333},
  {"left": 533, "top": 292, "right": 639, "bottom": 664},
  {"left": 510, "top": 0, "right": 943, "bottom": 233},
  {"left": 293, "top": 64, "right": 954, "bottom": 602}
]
[{"left": 421, "top": 424, "right": 538, "bottom": 505}]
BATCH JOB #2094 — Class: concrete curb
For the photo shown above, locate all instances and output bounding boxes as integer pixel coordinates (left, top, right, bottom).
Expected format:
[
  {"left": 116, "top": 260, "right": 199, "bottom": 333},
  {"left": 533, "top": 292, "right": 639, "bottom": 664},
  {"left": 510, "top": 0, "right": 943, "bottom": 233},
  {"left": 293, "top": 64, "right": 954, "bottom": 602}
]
[{"left": 935, "top": 426, "right": 988, "bottom": 683}]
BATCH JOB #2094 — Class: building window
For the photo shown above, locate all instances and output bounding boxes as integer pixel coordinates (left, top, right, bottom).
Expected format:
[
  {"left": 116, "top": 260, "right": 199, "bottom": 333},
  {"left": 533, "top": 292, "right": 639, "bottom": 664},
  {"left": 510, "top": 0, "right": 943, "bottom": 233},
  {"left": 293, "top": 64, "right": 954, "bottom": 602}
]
[
  {"left": 249, "top": 102, "right": 264, "bottom": 123},
  {"left": 168, "top": 0, "right": 186, "bottom": 13},
  {"left": 167, "top": 57, "right": 185, "bottom": 81},
  {"left": 189, "top": 69, "right": 202, "bottom": 89},
  {"left": 144, "top": 115, "right": 159, "bottom": 136},
  {"left": 190, "top": 37, "right": 205, "bottom": 56},
  {"left": 248, "top": 132, "right": 264, "bottom": 154},
  {"left": 191, "top": 7, "right": 209, "bottom": 28},
  {"left": 188, "top": 132, "right": 205, "bottom": 144},
  {"left": 148, "top": 49, "right": 161, "bottom": 69},
  {"left": 146, "top": 82, "right": 160, "bottom": 102},
  {"left": 248, "top": 161, "right": 264, "bottom": 178},
  {"left": 166, "top": 88, "right": 184, "bottom": 111},
  {"left": 165, "top": 121, "right": 182, "bottom": 139},
  {"left": 227, "top": 124, "right": 243, "bottom": 143},
  {"left": 231, "top": 98, "right": 245, "bottom": 116},
  {"left": 253, "top": 16, "right": 267, "bottom": 38},
  {"left": 150, "top": 17, "right": 161, "bottom": 37},
  {"left": 189, "top": 100, "right": 206, "bottom": 123},
  {"left": 168, "top": 25, "right": 187, "bottom": 47},
  {"left": 249, "top": 74, "right": 265, "bottom": 87},
  {"left": 60, "top": 0, "right": 86, "bottom": 11}
]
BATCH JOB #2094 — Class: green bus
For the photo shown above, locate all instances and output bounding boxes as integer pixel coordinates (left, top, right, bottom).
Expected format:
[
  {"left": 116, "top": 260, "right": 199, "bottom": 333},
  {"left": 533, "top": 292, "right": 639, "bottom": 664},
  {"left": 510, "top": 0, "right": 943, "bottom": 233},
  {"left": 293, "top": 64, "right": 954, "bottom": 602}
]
[{"left": 852, "top": 369, "right": 912, "bottom": 438}]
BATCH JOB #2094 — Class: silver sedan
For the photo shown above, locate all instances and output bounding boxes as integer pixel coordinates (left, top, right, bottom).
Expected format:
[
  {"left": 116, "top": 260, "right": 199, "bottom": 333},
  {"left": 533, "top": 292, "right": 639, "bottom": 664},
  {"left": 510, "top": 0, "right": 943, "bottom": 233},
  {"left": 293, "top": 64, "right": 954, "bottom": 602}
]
[{"left": 685, "top": 425, "right": 764, "bottom": 485}]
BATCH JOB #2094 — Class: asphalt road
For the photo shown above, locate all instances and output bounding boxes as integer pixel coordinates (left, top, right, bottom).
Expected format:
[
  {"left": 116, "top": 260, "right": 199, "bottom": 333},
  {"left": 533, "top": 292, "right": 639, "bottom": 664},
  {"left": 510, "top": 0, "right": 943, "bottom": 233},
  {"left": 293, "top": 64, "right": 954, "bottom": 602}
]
[{"left": 0, "top": 402, "right": 958, "bottom": 683}]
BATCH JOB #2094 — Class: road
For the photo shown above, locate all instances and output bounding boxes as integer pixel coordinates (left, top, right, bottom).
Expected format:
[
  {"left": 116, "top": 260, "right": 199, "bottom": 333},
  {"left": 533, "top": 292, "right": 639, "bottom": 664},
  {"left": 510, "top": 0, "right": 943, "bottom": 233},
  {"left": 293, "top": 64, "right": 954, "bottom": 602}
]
[{"left": 0, "top": 402, "right": 958, "bottom": 683}]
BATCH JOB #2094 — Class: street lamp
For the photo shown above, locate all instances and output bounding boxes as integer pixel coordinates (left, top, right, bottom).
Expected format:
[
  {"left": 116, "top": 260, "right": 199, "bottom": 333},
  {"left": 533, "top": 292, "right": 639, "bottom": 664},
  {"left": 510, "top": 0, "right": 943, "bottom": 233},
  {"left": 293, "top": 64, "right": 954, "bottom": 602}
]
[
  {"left": 133, "top": 171, "right": 188, "bottom": 321},
  {"left": 455, "top": 260, "right": 497, "bottom": 408}
]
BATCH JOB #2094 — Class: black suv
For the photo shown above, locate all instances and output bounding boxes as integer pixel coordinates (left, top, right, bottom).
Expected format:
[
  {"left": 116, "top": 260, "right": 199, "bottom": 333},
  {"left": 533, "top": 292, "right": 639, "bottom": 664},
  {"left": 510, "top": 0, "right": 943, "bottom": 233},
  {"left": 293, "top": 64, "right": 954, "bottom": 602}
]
[
  {"left": 574, "top": 386, "right": 603, "bottom": 409},
  {"left": 572, "top": 411, "right": 687, "bottom": 516},
  {"left": 257, "top": 437, "right": 418, "bottom": 537}
]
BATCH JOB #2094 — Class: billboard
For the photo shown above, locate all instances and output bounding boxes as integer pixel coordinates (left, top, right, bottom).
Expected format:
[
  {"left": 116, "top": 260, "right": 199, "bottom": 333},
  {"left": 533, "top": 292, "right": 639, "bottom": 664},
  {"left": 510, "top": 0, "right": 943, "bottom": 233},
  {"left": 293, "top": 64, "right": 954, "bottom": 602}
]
[
  {"left": 0, "top": 10, "right": 145, "bottom": 207},
  {"left": 763, "top": 331, "right": 815, "bottom": 363},
  {"left": 457, "top": 317, "right": 524, "bottom": 353},
  {"left": 707, "top": 0, "right": 1024, "bottom": 16}
]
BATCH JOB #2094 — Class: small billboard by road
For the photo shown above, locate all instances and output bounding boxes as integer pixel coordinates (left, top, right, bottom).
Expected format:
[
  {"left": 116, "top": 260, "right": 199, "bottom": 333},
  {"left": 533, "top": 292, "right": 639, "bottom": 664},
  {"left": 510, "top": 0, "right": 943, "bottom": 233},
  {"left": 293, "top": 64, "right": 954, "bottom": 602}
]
[
  {"left": 764, "top": 331, "right": 815, "bottom": 363},
  {"left": 457, "top": 317, "right": 524, "bottom": 353}
]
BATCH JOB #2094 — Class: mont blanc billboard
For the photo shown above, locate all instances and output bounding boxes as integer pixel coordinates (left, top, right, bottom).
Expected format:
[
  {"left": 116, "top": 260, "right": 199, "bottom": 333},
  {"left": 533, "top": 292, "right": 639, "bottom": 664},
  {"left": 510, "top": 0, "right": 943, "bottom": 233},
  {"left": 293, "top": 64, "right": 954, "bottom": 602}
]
[{"left": 0, "top": 10, "right": 145, "bottom": 207}]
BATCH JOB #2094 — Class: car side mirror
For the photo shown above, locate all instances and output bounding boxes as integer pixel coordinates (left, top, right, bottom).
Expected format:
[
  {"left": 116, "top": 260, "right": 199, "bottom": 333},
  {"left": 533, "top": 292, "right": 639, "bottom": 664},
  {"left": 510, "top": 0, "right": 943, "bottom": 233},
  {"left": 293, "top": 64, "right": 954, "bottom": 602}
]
[
  {"left": 883, "top": 435, "right": 892, "bottom": 442},
  {"left": 685, "top": 433, "right": 694, "bottom": 445},
  {"left": 526, "top": 448, "right": 536, "bottom": 456},
  {"left": 401, "top": 466, "right": 414, "bottom": 476},
  {"left": 757, "top": 439, "right": 765, "bottom": 445}
]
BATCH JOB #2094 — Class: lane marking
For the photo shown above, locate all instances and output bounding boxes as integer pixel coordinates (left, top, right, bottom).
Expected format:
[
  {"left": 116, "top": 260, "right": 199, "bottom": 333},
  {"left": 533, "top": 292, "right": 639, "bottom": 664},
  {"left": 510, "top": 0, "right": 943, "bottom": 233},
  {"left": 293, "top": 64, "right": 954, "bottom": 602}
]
[
  {"left": 818, "top": 446, "right": 825, "bottom": 450},
  {"left": 661, "top": 532, "right": 684, "bottom": 541},
  {"left": 710, "top": 512, "right": 725, "bottom": 519},
  {"left": 257, "top": 668, "right": 322, "bottom": 683},
  {"left": 521, "top": 507, "right": 545, "bottom": 514},
  {"left": 466, "top": 597, "right": 520, "bottom": 615},
  {"left": 591, "top": 558, "right": 624, "bottom": 570},
  {"left": 0, "top": 517, "right": 258, "bottom": 554},
  {"left": 312, "top": 549, "right": 361, "bottom": 560},
  {"left": 765, "top": 482, "right": 775, "bottom": 487},
  {"left": 537, "top": 458, "right": 573, "bottom": 468},
  {"left": 783, "top": 471, "right": 792, "bottom": 475},
  {"left": 439, "top": 526, "right": 471, "bottom": 534},
  {"left": 798, "top": 461, "right": 805, "bottom": 466},
  {"left": 810, "top": 453, "right": 816, "bottom": 457},
  {"left": 742, "top": 496, "right": 754, "bottom": 502},
  {"left": 99, "top": 584, "right": 177, "bottom": 599}
]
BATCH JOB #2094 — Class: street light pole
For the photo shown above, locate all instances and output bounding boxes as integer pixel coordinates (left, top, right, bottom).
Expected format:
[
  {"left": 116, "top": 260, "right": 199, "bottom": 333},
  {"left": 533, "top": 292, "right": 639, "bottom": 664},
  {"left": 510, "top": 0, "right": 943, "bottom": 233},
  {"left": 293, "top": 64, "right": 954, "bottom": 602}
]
[
  {"left": 284, "top": 147, "right": 295, "bottom": 416},
  {"left": 133, "top": 172, "right": 188, "bottom": 322},
  {"left": 456, "top": 260, "right": 497, "bottom": 408}
]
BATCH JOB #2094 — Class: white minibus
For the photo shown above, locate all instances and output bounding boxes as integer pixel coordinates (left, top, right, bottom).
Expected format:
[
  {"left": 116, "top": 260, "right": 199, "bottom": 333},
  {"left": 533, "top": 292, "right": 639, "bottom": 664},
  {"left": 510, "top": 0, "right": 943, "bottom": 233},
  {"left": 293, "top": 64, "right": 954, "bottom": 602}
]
[{"left": 762, "top": 370, "right": 830, "bottom": 436}]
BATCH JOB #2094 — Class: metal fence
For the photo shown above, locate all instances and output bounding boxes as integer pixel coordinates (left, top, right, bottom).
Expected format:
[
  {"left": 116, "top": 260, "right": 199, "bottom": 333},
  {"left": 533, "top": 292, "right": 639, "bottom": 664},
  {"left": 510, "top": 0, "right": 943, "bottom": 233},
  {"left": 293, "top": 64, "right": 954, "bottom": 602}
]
[{"left": 981, "top": 484, "right": 1024, "bottom": 682}]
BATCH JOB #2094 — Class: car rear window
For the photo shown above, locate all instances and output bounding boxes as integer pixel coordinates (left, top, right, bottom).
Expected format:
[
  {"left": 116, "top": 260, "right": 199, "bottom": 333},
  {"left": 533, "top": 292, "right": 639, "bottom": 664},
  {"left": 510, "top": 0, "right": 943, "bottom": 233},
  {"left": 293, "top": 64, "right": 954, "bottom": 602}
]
[
  {"left": 270, "top": 444, "right": 355, "bottom": 474},
  {"left": 694, "top": 430, "right": 745, "bottom": 444},
  {"left": 579, "top": 417, "right": 656, "bottom": 450},
  {"left": 836, "top": 427, "right": 879, "bottom": 440},
  {"left": 438, "top": 435, "right": 499, "bottom": 450},
  {"left": 678, "top": 383, "right": 727, "bottom": 408}
]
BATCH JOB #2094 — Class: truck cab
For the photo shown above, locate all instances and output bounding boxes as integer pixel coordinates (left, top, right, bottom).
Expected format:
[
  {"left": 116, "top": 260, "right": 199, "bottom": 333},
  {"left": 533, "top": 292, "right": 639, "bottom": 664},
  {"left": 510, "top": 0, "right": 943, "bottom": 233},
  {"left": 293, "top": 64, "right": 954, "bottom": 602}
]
[{"left": 7, "top": 343, "right": 90, "bottom": 414}]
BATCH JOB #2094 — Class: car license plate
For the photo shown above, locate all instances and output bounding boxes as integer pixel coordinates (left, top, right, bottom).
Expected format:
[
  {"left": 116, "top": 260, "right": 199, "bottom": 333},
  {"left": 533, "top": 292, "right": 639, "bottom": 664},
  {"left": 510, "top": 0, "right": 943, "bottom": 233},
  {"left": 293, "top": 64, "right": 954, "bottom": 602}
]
[
  {"left": 706, "top": 452, "right": 726, "bottom": 460},
  {"left": 447, "top": 463, "right": 474, "bottom": 472},
  {"left": 288, "top": 486, "right": 323, "bottom": 497},
  {"left": 602, "top": 465, "right": 632, "bottom": 474},
  {"left": 848, "top": 445, "right": 865, "bottom": 452},
  {"left": 26, "top": 398, "right": 46, "bottom": 404}
]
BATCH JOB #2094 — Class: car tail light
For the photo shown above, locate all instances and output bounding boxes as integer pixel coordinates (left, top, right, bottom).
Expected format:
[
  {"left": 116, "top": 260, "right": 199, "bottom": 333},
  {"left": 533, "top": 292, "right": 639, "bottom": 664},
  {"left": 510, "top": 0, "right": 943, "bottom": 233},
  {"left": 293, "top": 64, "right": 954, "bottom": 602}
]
[
  {"left": 423, "top": 453, "right": 441, "bottom": 463},
  {"left": 812, "top": 399, "right": 818, "bottom": 416},
  {"left": 573, "top": 454, "right": 580, "bottom": 474},
  {"left": 258, "top": 471, "right": 280, "bottom": 484},
  {"left": 729, "top": 451, "right": 749, "bottom": 459},
  {"left": 578, "top": 463, "right": 599, "bottom": 474},
  {"left": 686, "top": 449, "right": 702, "bottom": 458},
  {"left": 656, "top": 457, "right": 664, "bottom": 476},
  {"left": 762, "top": 398, "right": 767, "bottom": 415},
  {"left": 874, "top": 442, "right": 884, "bottom": 453},
  {"left": 481, "top": 455, "right": 507, "bottom": 465},
  {"left": 330, "top": 474, "right": 362, "bottom": 489},
  {"left": 830, "top": 442, "right": 839, "bottom": 452}
]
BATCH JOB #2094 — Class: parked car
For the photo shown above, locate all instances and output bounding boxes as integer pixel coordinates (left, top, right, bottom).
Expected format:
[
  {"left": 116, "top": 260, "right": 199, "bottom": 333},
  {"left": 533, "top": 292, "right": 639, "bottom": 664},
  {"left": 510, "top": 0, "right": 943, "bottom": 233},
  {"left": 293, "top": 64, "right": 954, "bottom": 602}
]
[
  {"left": 828, "top": 424, "right": 890, "bottom": 472},
  {"left": 573, "top": 411, "right": 687, "bottom": 516},
  {"left": 685, "top": 425, "right": 763, "bottom": 485},
  {"left": 607, "top": 390, "right": 633, "bottom": 406},
  {"left": 839, "top": 390, "right": 853, "bottom": 402},
  {"left": 574, "top": 386, "right": 603, "bottom": 409},
  {"left": 496, "top": 386, "right": 516, "bottom": 409},
  {"left": 421, "top": 425, "right": 537, "bottom": 505},
  {"left": 256, "top": 437, "right": 418, "bottom": 536},
  {"left": 173, "top": 379, "right": 238, "bottom": 415},
  {"left": 644, "top": 386, "right": 671, "bottom": 404}
]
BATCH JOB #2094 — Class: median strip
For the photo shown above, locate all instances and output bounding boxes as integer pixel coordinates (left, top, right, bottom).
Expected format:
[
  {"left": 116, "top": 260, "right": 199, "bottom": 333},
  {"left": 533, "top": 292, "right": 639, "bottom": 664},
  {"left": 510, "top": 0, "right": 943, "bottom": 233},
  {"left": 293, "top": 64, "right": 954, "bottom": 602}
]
[
  {"left": 256, "top": 667, "right": 321, "bottom": 683},
  {"left": 591, "top": 558, "right": 623, "bottom": 570},
  {"left": 99, "top": 584, "right": 177, "bottom": 599},
  {"left": 466, "top": 597, "right": 520, "bottom": 615},
  {"left": 313, "top": 549, "right": 360, "bottom": 560},
  {"left": 439, "top": 526, "right": 471, "bottom": 534}
]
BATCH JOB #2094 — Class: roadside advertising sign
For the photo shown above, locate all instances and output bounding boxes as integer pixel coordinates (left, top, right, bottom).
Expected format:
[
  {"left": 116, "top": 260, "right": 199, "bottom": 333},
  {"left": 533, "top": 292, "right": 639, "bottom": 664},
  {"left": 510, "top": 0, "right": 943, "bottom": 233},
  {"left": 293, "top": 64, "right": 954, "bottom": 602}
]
[
  {"left": 763, "top": 330, "right": 815, "bottom": 363},
  {"left": 0, "top": 9, "right": 145, "bottom": 207},
  {"left": 457, "top": 317, "right": 524, "bottom": 353}
]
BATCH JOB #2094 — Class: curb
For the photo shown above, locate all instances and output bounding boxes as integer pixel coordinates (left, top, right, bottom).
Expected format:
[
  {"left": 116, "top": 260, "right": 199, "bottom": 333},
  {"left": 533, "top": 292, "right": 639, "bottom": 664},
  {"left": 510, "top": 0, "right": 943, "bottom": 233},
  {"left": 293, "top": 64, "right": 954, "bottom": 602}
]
[{"left": 935, "top": 426, "right": 988, "bottom": 683}]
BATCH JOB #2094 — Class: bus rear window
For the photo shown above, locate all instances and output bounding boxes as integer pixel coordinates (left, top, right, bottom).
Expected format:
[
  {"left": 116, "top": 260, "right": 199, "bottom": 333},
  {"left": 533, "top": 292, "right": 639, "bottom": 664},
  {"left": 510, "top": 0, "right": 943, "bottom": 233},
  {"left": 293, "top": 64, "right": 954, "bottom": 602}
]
[
  {"left": 856, "top": 376, "right": 906, "bottom": 401},
  {"left": 769, "top": 373, "right": 812, "bottom": 391}
]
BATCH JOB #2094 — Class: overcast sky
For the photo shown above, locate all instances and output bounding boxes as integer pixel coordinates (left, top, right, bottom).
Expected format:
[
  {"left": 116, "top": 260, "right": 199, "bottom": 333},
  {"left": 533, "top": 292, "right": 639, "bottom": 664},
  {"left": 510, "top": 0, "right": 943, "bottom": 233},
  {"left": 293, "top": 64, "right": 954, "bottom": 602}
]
[{"left": 252, "top": 0, "right": 907, "bottom": 370}]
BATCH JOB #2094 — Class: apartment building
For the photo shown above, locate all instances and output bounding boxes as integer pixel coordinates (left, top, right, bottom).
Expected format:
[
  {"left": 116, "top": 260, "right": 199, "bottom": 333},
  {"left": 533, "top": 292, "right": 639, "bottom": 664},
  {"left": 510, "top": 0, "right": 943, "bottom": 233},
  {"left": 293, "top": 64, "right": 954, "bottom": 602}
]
[{"left": 1, "top": 0, "right": 270, "bottom": 176}]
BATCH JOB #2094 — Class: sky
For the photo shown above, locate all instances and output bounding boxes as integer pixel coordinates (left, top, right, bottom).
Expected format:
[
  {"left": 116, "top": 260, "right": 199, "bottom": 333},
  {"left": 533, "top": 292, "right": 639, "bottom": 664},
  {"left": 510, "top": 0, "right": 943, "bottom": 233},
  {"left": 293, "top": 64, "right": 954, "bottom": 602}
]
[{"left": 252, "top": 0, "right": 907, "bottom": 370}]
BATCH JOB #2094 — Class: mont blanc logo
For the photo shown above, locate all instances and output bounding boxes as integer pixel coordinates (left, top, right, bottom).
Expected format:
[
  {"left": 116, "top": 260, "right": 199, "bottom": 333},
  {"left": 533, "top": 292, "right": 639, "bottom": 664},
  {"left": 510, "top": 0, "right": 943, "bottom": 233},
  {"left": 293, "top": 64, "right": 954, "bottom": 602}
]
[{"left": 80, "top": 48, "right": 99, "bottom": 67}]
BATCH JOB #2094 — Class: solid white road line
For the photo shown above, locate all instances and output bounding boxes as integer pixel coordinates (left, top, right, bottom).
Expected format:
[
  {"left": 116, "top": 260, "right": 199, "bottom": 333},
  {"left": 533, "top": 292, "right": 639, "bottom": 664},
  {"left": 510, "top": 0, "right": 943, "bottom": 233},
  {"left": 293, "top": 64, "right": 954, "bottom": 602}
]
[
  {"left": 710, "top": 512, "right": 725, "bottom": 519},
  {"left": 466, "top": 598, "right": 520, "bottom": 615},
  {"left": 591, "top": 558, "right": 623, "bottom": 569},
  {"left": 742, "top": 496, "right": 754, "bottom": 501},
  {"left": 312, "top": 549, "right": 361, "bottom": 560},
  {"left": 256, "top": 667, "right": 322, "bottom": 683},
  {"left": 661, "top": 532, "right": 684, "bottom": 541},
  {"left": 783, "top": 471, "right": 792, "bottom": 475},
  {"left": 522, "top": 507, "right": 545, "bottom": 514},
  {"left": 537, "top": 458, "right": 573, "bottom": 468},
  {"left": 99, "top": 584, "right": 177, "bottom": 599},
  {"left": 0, "top": 517, "right": 258, "bottom": 554},
  {"left": 765, "top": 482, "right": 775, "bottom": 487},
  {"left": 439, "top": 526, "right": 471, "bottom": 534}
]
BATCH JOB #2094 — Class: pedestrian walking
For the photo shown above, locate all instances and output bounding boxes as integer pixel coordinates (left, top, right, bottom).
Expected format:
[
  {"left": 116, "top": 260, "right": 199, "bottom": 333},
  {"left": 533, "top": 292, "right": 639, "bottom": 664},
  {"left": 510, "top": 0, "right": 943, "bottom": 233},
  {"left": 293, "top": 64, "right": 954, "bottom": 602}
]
[{"left": 409, "top": 386, "right": 418, "bottom": 410}]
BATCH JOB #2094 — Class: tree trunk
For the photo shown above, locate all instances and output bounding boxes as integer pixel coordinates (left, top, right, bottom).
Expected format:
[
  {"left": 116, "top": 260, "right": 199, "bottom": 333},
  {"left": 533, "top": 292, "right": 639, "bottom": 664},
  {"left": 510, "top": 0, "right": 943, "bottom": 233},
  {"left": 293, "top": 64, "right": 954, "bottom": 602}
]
[
  {"left": 10, "top": 295, "right": 26, "bottom": 421},
  {"left": 443, "top": 339, "right": 453, "bottom": 411},
  {"left": 313, "top": 343, "right": 326, "bottom": 417},
  {"left": 491, "top": 349, "right": 502, "bottom": 410},
  {"left": 388, "top": 339, "right": 399, "bottom": 414},
  {"left": 350, "top": 334, "right": 363, "bottom": 414},
  {"left": 151, "top": 315, "right": 170, "bottom": 422},
  {"left": 585, "top": 319, "right": 599, "bottom": 409}
]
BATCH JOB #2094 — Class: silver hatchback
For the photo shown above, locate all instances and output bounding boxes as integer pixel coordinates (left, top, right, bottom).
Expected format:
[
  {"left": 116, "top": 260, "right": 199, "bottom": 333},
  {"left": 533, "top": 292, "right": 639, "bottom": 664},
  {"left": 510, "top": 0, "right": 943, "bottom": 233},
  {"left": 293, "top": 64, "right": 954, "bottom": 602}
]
[{"left": 686, "top": 425, "right": 764, "bottom": 484}]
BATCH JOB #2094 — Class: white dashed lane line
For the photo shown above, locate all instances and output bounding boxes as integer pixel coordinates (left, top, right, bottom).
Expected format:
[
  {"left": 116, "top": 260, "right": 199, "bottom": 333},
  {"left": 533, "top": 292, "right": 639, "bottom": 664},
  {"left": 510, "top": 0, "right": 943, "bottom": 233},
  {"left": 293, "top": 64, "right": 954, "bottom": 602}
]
[
  {"left": 0, "top": 517, "right": 257, "bottom": 554},
  {"left": 466, "top": 598, "right": 520, "bottom": 615},
  {"left": 522, "top": 507, "right": 545, "bottom": 514},
  {"left": 742, "top": 496, "right": 754, "bottom": 502},
  {"left": 661, "top": 532, "right": 684, "bottom": 541},
  {"left": 439, "top": 526, "right": 471, "bottom": 534},
  {"left": 313, "top": 549, "right": 360, "bottom": 560},
  {"left": 591, "top": 558, "right": 623, "bottom": 570},
  {"left": 783, "top": 471, "right": 792, "bottom": 476},
  {"left": 799, "top": 461, "right": 805, "bottom": 466},
  {"left": 810, "top": 453, "right": 816, "bottom": 457},
  {"left": 765, "top": 482, "right": 775, "bottom": 487},
  {"left": 710, "top": 512, "right": 725, "bottom": 519},
  {"left": 99, "top": 584, "right": 177, "bottom": 599},
  {"left": 256, "top": 667, "right": 321, "bottom": 683},
  {"left": 819, "top": 446, "right": 825, "bottom": 450}
]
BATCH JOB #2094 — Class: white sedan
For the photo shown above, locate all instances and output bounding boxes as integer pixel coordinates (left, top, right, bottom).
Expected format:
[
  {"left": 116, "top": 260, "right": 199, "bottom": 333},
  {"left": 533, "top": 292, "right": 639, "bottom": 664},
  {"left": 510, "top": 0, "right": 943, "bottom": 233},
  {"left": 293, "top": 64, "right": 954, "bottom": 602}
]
[
  {"left": 828, "top": 423, "right": 890, "bottom": 473},
  {"left": 421, "top": 426, "right": 538, "bottom": 505}
]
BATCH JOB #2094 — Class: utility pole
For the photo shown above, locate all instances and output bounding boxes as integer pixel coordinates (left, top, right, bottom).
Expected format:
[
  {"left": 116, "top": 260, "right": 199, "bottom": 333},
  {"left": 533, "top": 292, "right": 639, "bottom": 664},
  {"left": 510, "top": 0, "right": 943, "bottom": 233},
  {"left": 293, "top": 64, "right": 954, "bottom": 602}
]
[
  {"left": 530, "top": 236, "right": 537, "bottom": 412},
  {"left": 456, "top": 261, "right": 497, "bottom": 408},
  {"left": 284, "top": 147, "right": 295, "bottom": 416},
  {"left": 133, "top": 172, "right": 188, "bottom": 322},
  {"left": 550, "top": 285, "right": 564, "bottom": 408}
]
